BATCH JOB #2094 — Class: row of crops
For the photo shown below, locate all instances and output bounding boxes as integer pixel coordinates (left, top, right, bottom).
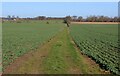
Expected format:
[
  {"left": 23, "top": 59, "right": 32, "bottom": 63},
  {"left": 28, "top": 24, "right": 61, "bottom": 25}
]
[
  {"left": 2, "top": 20, "right": 64, "bottom": 70},
  {"left": 70, "top": 24, "right": 119, "bottom": 75}
]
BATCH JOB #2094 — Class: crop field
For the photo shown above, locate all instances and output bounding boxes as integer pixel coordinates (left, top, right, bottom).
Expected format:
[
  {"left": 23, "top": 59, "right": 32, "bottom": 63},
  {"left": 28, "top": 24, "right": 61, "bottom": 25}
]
[
  {"left": 2, "top": 20, "right": 64, "bottom": 69},
  {"left": 2, "top": 20, "right": 119, "bottom": 75},
  {"left": 2, "top": 2, "right": 119, "bottom": 75},
  {"left": 70, "top": 24, "right": 119, "bottom": 74}
]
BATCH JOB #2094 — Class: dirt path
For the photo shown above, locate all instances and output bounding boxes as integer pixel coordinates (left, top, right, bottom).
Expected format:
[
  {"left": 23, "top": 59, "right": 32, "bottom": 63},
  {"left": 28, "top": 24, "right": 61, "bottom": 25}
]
[
  {"left": 71, "top": 22, "right": 118, "bottom": 24},
  {"left": 3, "top": 27, "right": 108, "bottom": 74}
]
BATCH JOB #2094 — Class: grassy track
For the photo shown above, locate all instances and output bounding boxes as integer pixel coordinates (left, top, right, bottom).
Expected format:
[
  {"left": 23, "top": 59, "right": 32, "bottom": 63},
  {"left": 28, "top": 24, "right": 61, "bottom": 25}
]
[{"left": 3, "top": 27, "right": 107, "bottom": 74}]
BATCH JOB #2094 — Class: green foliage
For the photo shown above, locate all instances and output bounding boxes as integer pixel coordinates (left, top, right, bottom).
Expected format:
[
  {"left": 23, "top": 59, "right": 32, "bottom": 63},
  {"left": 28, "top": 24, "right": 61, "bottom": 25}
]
[{"left": 70, "top": 24, "right": 119, "bottom": 75}]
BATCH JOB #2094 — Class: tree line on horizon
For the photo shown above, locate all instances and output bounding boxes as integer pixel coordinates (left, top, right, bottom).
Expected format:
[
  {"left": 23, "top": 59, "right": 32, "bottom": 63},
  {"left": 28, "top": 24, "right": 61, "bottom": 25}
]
[
  {"left": 67, "top": 15, "right": 119, "bottom": 22},
  {"left": 2, "top": 15, "right": 119, "bottom": 22}
]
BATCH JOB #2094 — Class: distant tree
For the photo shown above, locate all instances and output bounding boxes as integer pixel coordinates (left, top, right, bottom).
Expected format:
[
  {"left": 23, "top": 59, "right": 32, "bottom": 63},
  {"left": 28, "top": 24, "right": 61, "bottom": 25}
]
[
  {"left": 72, "top": 16, "right": 77, "bottom": 21},
  {"left": 98, "top": 16, "right": 105, "bottom": 22},
  {"left": 113, "top": 17, "right": 118, "bottom": 22},
  {"left": 64, "top": 16, "right": 72, "bottom": 27},
  {"left": 78, "top": 16, "right": 83, "bottom": 22},
  {"left": 12, "top": 15, "right": 15, "bottom": 20},
  {"left": 37, "top": 16, "right": 46, "bottom": 20},
  {"left": 86, "top": 16, "right": 98, "bottom": 22},
  {"left": 7, "top": 15, "right": 11, "bottom": 20},
  {"left": 16, "top": 16, "right": 19, "bottom": 19},
  {"left": 86, "top": 16, "right": 92, "bottom": 22}
]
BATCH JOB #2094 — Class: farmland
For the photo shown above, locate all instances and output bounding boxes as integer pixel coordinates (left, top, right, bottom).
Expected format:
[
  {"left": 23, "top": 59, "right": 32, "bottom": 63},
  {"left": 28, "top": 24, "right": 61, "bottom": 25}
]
[
  {"left": 70, "top": 24, "right": 119, "bottom": 74},
  {"left": 2, "top": 20, "right": 119, "bottom": 75},
  {"left": 2, "top": 20, "right": 110, "bottom": 74},
  {"left": 1, "top": 1, "right": 119, "bottom": 75},
  {"left": 2, "top": 20, "right": 64, "bottom": 69}
]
